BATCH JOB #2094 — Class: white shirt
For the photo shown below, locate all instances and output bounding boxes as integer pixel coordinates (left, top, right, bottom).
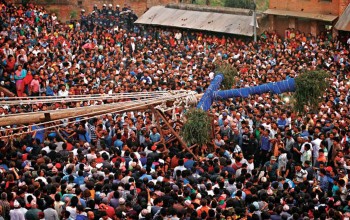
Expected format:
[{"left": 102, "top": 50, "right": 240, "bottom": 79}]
[
  {"left": 295, "top": 168, "right": 308, "bottom": 183},
  {"left": 311, "top": 138, "right": 322, "bottom": 159},
  {"left": 58, "top": 90, "right": 69, "bottom": 97},
  {"left": 173, "top": 165, "right": 187, "bottom": 179},
  {"left": 10, "top": 209, "right": 25, "bottom": 220},
  {"left": 247, "top": 161, "right": 254, "bottom": 172},
  {"left": 66, "top": 206, "right": 77, "bottom": 219}
]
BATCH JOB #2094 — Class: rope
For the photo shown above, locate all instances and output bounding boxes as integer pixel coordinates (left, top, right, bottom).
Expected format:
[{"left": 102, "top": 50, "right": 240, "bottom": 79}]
[
  {"left": 1, "top": 91, "right": 171, "bottom": 100},
  {"left": 0, "top": 91, "right": 176, "bottom": 105},
  {"left": 0, "top": 92, "right": 193, "bottom": 136}
]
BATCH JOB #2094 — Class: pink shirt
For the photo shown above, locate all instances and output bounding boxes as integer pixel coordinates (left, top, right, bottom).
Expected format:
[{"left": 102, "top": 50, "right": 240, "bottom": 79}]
[{"left": 30, "top": 79, "right": 40, "bottom": 92}]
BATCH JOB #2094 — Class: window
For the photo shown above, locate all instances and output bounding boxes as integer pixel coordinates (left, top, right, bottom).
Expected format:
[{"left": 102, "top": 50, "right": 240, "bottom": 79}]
[{"left": 78, "top": 0, "right": 82, "bottom": 6}]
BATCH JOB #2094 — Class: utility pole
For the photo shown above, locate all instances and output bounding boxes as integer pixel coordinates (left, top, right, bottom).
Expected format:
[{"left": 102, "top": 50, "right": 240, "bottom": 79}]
[{"left": 253, "top": 0, "right": 257, "bottom": 42}]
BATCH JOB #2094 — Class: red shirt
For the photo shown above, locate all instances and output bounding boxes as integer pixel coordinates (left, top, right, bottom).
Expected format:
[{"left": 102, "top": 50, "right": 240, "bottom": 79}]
[{"left": 23, "top": 73, "right": 33, "bottom": 85}]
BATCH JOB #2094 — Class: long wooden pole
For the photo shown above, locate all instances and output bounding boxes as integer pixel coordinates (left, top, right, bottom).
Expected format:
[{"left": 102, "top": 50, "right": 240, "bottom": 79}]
[
  {"left": 155, "top": 109, "right": 199, "bottom": 161},
  {"left": 0, "top": 101, "right": 146, "bottom": 126},
  {"left": 151, "top": 106, "right": 165, "bottom": 146},
  {"left": 0, "top": 93, "right": 204, "bottom": 127}
]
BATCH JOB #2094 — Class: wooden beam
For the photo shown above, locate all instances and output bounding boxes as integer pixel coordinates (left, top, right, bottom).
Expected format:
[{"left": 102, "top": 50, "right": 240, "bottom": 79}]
[
  {"left": 165, "top": 136, "right": 177, "bottom": 144},
  {"left": 0, "top": 98, "right": 174, "bottom": 126},
  {"left": 0, "top": 86, "right": 15, "bottom": 97},
  {"left": 189, "top": 144, "right": 197, "bottom": 149},
  {"left": 151, "top": 106, "right": 165, "bottom": 146},
  {"left": 207, "top": 113, "right": 216, "bottom": 139},
  {"left": 0, "top": 93, "right": 204, "bottom": 127},
  {"left": 43, "top": 113, "right": 51, "bottom": 122},
  {"left": 155, "top": 109, "right": 199, "bottom": 161}
]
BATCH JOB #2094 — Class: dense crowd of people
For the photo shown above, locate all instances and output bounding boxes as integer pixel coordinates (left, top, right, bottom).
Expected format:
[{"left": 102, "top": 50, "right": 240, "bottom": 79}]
[{"left": 1, "top": 0, "right": 350, "bottom": 219}]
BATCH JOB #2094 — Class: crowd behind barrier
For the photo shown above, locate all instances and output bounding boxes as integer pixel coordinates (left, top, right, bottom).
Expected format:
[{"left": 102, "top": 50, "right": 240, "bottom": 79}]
[{"left": 1, "top": 1, "right": 350, "bottom": 220}]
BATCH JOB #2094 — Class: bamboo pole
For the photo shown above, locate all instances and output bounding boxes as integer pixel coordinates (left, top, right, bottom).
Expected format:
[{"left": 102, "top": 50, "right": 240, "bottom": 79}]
[
  {"left": 165, "top": 136, "right": 177, "bottom": 144},
  {"left": 151, "top": 106, "right": 165, "bottom": 146},
  {"left": 0, "top": 86, "right": 15, "bottom": 97},
  {"left": 0, "top": 93, "right": 195, "bottom": 127},
  {"left": 0, "top": 93, "right": 204, "bottom": 128},
  {"left": 189, "top": 144, "right": 197, "bottom": 149},
  {"left": 207, "top": 113, "right": 216, "bottom": 139},
  {"left": 155, "top": 109, "right": 199, "bottom": 161}
]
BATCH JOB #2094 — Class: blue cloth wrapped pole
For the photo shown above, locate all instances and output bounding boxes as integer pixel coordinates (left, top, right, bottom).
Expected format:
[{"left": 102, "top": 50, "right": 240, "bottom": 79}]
[
  {"left": 197, "top": 77, "right": 296, "bottom": 111},
  {"left": 197, "top": 74, "right": 223, "bottom": 110},
  {"left": 214, "top": 78, "right": 296, "bottom": 100}
]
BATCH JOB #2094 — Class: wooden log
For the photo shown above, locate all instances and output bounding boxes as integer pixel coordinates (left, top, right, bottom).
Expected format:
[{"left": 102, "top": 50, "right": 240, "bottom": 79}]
[
  {"left": 207, "top": 113, "right": 216, "bottom": 139},
  {"left": 155, "top": 109, "right": 199, "bottom": 161},
  {"left": 0, "top": 93, "right": 204, "bottom": 127},
  {"left": 151, "top": 106, "right": 165, "bottom": 146},
  {"left": 165, "top": 136, "right": 177, "bottom": 144},
  {"left": 189, "top": 144, "right": 197, "bottom": 149},
  {"left": 0, "top": 86, "right": 15, "bottom": 97},
  {"left": 0, "top": 100, "right": 150, "bottom": 126}
]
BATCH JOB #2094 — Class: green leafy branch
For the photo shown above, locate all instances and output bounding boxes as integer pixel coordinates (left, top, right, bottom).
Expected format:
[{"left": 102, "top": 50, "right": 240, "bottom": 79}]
[
  {"left": 215, "top": 62, "right": 238, "bottom": 90},
  {"left": 293, "top": 70, "right": 330, "bottom": 113},
  {"left": 181, "top": 108, "right": 212, "bottom": 146}
]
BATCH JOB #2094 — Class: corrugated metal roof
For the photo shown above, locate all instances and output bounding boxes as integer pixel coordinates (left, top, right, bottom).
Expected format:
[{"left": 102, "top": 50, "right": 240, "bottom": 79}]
[
  {"left": 335, "top": 3, "right": 350, "bottom": 31},
  {"left": 264, "top": 9, "right": 337, "bottom": 22},
  {"left": 135, "top": 6, "right": 254, "bottom": 36}
]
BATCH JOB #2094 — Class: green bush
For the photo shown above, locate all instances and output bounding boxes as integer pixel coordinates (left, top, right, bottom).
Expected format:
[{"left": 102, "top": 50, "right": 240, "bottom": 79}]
[
  {"left": 293, "top": 70, "right": 329, "bottom": 113},
  {"left": 215, "top": 62, "right": 238, "bottom": 90},
  {"left": 181, "top": 108, "right": 212, "bottom": 146}
]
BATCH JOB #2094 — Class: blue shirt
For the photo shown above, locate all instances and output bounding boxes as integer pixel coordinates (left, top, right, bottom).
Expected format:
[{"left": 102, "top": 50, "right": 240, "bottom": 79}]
[
  {"left": 139, "top": 174, "right": 152, "bottom": 181},
  {"left": 150, "top": 133, "right": 160, "bottom": 143},
  {"left": 277, "top": 119, "right": 287, "bottom": 129},
  {"left": 32, "top": 125, "right": 45, "bottom": 144},
  {"left": 184, "top": 159, "right": 195, "bottom": 169},
  {"left": 46, "top": 86, "right": 54, "bottom": 96},
  {"left": 260, "top": 136, "right": 270, "bottom": 151},
  {"left": 114, "top": 139, "right": 124, "bottom": 151},
  {"left": 74, "top": 176, "right": 85, "bottom": 185},
  {"left": 320, "top": 175, "right": 329, "bottom": 192}
]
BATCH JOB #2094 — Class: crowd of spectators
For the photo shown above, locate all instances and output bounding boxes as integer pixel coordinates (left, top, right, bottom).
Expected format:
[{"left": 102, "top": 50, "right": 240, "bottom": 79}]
[{"left": 0, "top": 0, "right": 350, "bottom": 220}]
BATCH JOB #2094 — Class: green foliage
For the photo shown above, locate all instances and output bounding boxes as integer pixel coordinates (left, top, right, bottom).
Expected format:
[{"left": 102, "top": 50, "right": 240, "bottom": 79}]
[
  {"left": 181, "top": 108, "right": 212, "bottom": 146},
  {"left": 70, "top": 11, "right": 77, "bottom": 19},
  {"left": 293, "top": 70, "right": 329, "bottom": 113},
  {"left": 225, "top": 0, "right": 254, "bottom": 9},
  {"left": 215, "top": 62, "right": 238, "bottom": 90}
]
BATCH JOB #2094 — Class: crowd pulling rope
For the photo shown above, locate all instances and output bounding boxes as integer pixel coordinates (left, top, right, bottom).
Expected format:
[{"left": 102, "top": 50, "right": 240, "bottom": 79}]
[{"left": 0, "top": 91, "right": 198, "bottom": 138}]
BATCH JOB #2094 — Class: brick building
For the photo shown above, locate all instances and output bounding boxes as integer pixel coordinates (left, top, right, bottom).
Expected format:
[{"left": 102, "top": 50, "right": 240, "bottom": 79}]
[
  {"left": 10, "top": 0, "right": 179, "bottom": 21},
  {"left": 264, "top": 0, "right": 350, "bottom": 37}
]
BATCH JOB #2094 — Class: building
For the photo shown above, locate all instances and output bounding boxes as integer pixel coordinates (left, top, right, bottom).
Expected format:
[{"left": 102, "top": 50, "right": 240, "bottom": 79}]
[
  {"left": 264, "top": 0, "right": 350, "bottom": 37},
  {"left": 135, "top": 4, "right": 262, "bottom": 37},
  {"left": 335, "top": 3, "right": 350, "bottom": 32},
  {"left": 9, "top": 0, "right": 179, "bottom": 21}
]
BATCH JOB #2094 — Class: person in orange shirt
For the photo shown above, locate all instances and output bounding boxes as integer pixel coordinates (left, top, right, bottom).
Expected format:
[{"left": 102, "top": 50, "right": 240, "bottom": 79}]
[
  {"left": 196, "top": 199, "right": 209, "bottom": 218},
  {"left": 316, "top": 149, "right": 327, "bottom": 166}
]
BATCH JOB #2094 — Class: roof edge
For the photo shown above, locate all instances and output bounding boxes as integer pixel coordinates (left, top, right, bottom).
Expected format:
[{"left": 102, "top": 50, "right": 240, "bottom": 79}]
[{"left": 166, "top": 3, "right": 254, "bottom": 16}]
